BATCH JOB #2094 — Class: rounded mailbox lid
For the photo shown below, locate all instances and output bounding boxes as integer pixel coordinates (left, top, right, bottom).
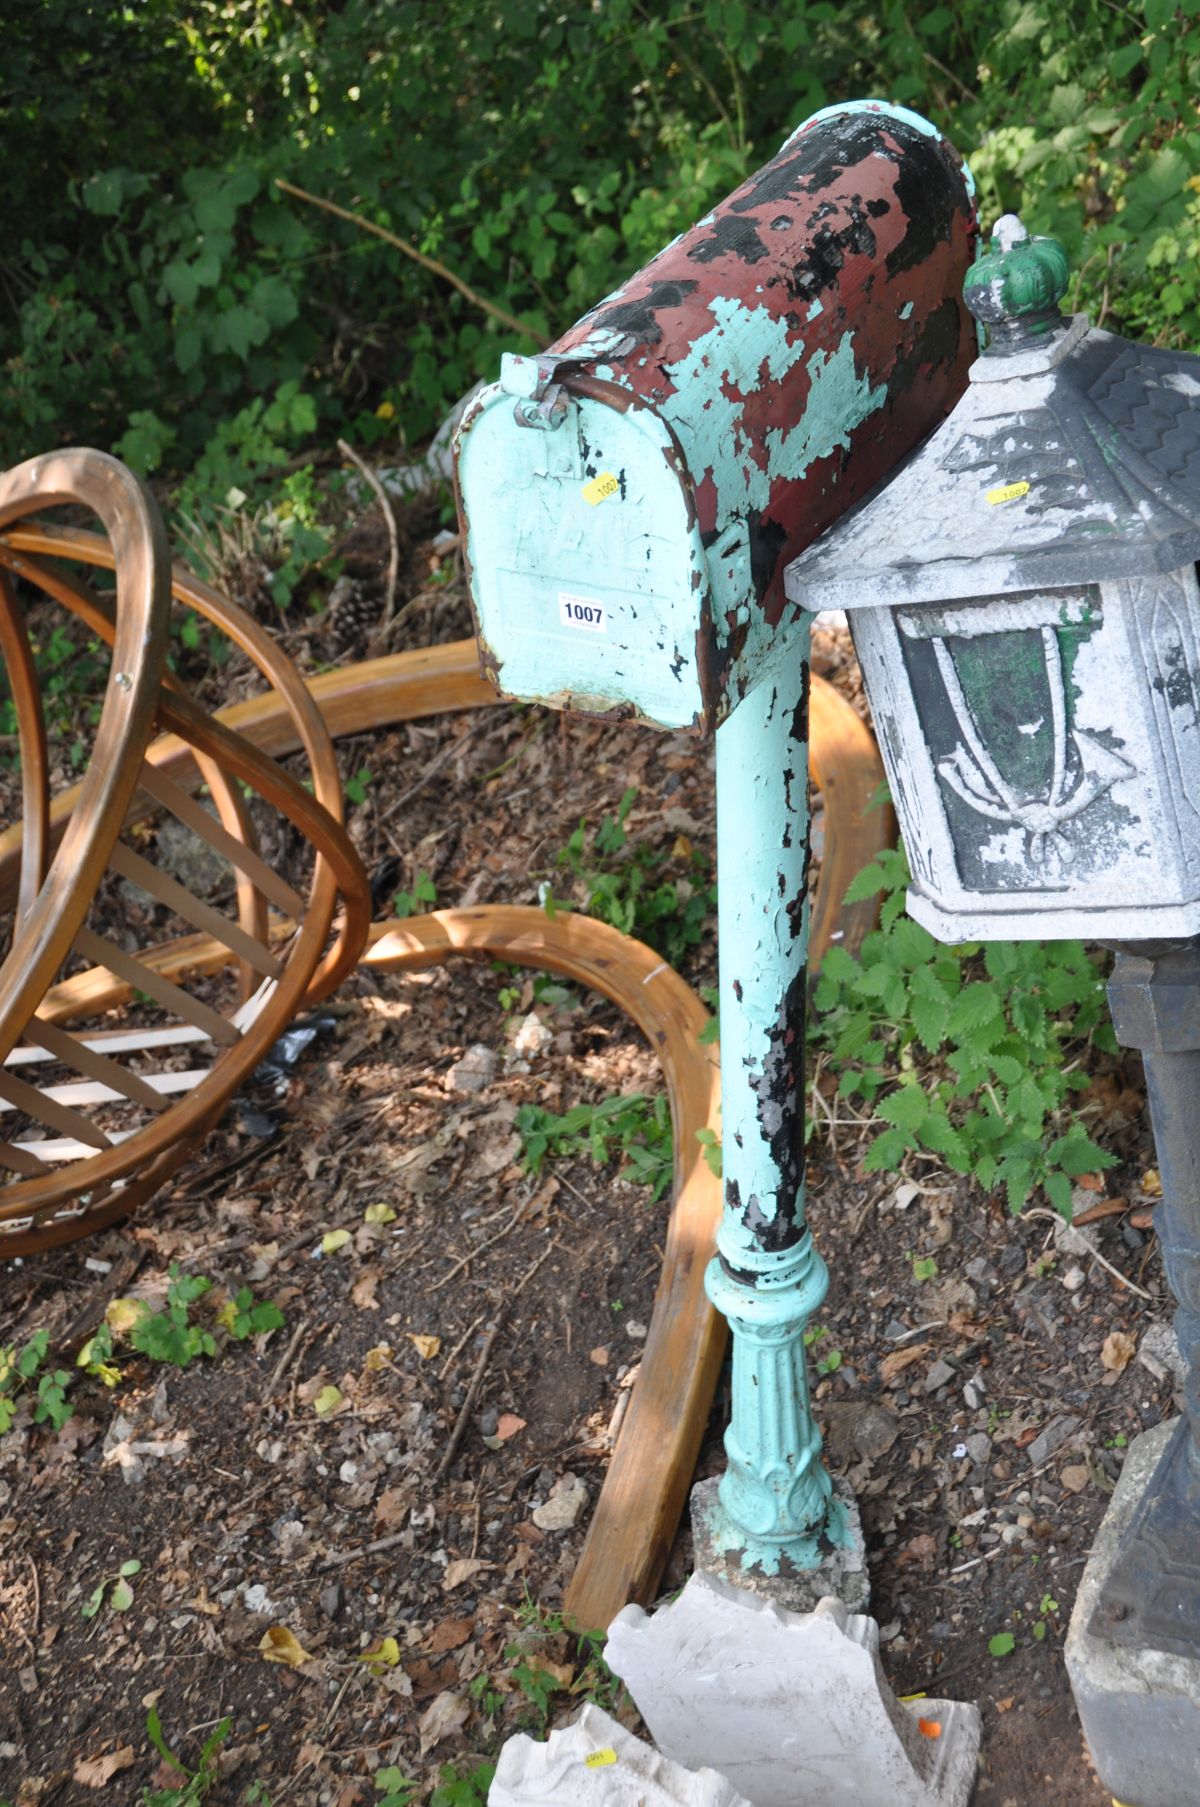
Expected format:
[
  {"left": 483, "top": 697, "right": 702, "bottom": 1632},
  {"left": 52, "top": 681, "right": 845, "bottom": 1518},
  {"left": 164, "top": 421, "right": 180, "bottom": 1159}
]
[{"left": 456, "top": 375, "right": 710, "bottom": 731}]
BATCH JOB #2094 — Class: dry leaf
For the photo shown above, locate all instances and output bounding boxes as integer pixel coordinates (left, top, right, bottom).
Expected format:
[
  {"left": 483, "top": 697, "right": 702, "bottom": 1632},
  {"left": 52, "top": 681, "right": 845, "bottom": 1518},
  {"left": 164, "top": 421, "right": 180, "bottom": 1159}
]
[
  {"left": 1102, "top": 1331, "right": 1137, "bottom": 1374},
  {"left": 525, "top": 1655, "right": 574, "bottom": 1689},
  {"left": 1061, "top": 1464, "right": 1090, "bottom": 1494},
  {"left": 1142, "top": 1168, "right": 1163, "bottom": 1197},
  {"left": 259, "top": 1625, "right": 315, "bottom": 1667},
  {"left": 364, "top": 1343, "right": 393, "bottom": 1373},
  {"left": 358, "top": 1636, "right": 401, "bottom": 1673},
  {"left": 73, "top": 1746, "right": 135, "bottom": 1788},
  {"left": 322, "top": 1229, "right": 352, "bottom": 1255},
  {"left": 408, "top": 1333, "right": 441, "bottom": 1360},
  {"left": 429, "top": 1616, "right": 475, "bottom": 1654},
  {"left": 364, "top": 1203, "right": 397, "bottom": 1225},
  {"left": 418, "top": 1690, "right": 469, "bottom": 1754},
  {"left": 352, "top": 1270, "right": 380, "bottom": 1311},
  {"left": 105, "top": 1298, "right": 145, "bottom": 1338},
  {"left": 313, "top": 1384, "right": 344, "bottom": 1417},
  {"left": 443, "top": 1556, "right": 492, "bottom": 1591},
  {"left": 897, "top": 1533, "right": 937, "bottom": 1567},
  {"left": 496, "top": 1413, "right": 526, "bottom": 1441},
  {"left": 375, "top": 1485, "right": 411, "bottom": 1530},
  {"left": 879, "top": 1343, "right": 930, "bottom": 1385}
]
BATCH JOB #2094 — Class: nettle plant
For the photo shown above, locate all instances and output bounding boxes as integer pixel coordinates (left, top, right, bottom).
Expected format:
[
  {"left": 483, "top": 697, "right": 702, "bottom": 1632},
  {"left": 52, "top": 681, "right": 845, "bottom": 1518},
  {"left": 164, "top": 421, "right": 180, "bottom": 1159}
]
[{"left": 812, "top": 847, "right": 1117, "bottom": 1215}]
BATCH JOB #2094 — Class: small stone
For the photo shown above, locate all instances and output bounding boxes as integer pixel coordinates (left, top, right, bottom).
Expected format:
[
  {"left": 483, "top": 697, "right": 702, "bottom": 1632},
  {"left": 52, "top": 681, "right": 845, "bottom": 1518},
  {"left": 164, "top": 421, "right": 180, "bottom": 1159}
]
[
  {"left": 531, "top": 1472, "right": 588, "bottom": 1532},
  {"left": 1061, "top": 1264, "right": 1086, "bottom": 1293},
  {"left": 964, "top": 1256, "right": 997, "bottom": 1286},
  {"left": 1028, "top": 1413, "right": 1082, "bottom": 1468},
  {"left": 1138, "top": 1321, "right": 1185, "bottom": 1384},
  {"left": 511, "top": 1013, "right": 553, "bottom": 1061},
  {"left": 1060, "top": 1464, "right": 1090, "bottom": 1494},
  {"left": 823, "top": 1400, "right": 900, "bottom": 1467},
  {"left": 625, "top": 1320, "right": 648, "bottom": 1341},
  {"left": 925, "top": 1359, "right": 955, "bottom": 1394},
  {"left": 479, "top": 1407, "right": 500, "bottom": 1437},
  {"left": 319, "top": 1581, "right": 344, "bottom": 1619},
  {"left": 446, "top": 1043, "right": 499, "bottom": 1094},
  {"left": 963, "top": 1378, "right": 985, "bottom": 1410},
  {"left": 966, "top": 1433, "right": 992, "bottom": 1466}
]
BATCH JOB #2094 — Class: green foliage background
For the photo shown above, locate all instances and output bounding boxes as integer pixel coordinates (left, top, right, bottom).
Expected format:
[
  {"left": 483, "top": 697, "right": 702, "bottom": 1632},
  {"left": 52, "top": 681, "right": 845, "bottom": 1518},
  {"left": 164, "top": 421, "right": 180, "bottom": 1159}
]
[{"left": 4, "top": 0, "right": 1198, "bottom": 492}]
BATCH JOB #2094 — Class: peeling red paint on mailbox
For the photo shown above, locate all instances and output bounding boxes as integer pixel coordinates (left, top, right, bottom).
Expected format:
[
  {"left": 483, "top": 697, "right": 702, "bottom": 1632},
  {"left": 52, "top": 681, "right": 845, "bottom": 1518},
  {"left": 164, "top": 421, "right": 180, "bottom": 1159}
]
[{"left": 551, "top": 102, "right": 976, "bottom": 623}]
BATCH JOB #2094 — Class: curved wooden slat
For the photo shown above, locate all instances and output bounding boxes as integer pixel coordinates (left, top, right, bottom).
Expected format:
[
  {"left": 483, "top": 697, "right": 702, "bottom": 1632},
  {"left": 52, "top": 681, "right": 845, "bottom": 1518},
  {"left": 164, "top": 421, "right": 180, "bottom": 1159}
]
[
  {"left": 0, "top": 567, "right": 49, "bottom": 926},
  {"left": 0, "top": 454, "right": 171, "bottom": 1066}
]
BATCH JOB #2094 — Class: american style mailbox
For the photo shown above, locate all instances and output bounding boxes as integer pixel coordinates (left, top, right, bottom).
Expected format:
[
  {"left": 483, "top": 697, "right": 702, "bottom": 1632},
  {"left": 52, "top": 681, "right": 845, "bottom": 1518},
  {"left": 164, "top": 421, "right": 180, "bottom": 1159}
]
[
  {"left": 457, "top": 99, "right": 976, "bottom": 1590},
  {"left": 788, "top": 215, "right": 1200, "bottom": 1708}
]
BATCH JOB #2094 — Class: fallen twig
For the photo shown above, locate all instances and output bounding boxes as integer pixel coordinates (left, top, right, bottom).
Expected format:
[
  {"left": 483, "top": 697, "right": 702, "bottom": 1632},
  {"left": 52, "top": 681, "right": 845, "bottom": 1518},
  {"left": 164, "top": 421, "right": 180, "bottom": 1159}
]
[
  {"left": 429, "top": 1206, "right": 521, "bottom": 1293},
  {"left": 437, "top": 1310, "right": 487, "bottom": 1381},
  {"left": 434, "top": 1238, "right": 559, "bottom": 1485},
  {"left": 321, "top": 1528, "right": 411, "bottom": 1569},
  {"left": 276, "top": 177, "right": 547, "bottom": 346},
  {"left": 1024, "top": 1207, "right": 1154, "bottom": 1302},
  {"left": 433, "top": 1318, "right": 503, "bottom": 1487},
  {"left": 336, "top": 437, "right": 399, "bottom": 634},
  {"left": 263, "top": 1314, "right": 310, "bottom": 1402}
]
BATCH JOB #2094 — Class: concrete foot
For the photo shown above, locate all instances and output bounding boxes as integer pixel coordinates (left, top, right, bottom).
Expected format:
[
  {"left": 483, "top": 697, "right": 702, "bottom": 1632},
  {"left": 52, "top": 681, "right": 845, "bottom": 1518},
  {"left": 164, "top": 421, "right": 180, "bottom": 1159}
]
[
  {"left": 605, "top": 1569, "right": 981, "bottom": 1807},
  {"left": 690, "top": 1473, "right": 870, "bottom": 1614},
  {"left": 1066, "top": 1415, "right": 1200, "bottom": 1807}
]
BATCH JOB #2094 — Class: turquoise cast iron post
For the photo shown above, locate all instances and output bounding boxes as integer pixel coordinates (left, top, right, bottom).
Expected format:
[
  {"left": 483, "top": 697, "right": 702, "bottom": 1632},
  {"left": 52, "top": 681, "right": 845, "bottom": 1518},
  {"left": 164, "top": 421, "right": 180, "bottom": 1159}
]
[{"left": 702, "top": 632, "right": 845, "bottom": 1574}]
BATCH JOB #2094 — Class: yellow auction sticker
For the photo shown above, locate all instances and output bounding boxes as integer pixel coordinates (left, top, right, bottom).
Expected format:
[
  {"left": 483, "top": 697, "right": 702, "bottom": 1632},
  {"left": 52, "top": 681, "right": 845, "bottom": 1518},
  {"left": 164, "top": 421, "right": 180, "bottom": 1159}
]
[
  {"left": 584, "top": 1748, "right": 618, "bottom": 1769},
  {"left": 986, "top": 480, "right": 1030, "bottom": 505},
  {"left": 583, "top": 470, "right": 620, "bottom": 506}
]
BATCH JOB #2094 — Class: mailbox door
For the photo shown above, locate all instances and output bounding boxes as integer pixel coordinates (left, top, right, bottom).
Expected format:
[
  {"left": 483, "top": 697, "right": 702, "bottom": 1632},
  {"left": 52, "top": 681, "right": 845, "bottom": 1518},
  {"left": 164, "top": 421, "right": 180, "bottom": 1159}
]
[{"left": 457, "top": 381, "right": 711, "bottom": 731}]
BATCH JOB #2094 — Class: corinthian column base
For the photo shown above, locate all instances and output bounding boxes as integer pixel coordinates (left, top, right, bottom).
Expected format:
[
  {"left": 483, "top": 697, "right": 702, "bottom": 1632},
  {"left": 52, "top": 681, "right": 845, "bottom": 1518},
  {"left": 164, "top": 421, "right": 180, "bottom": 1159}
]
[{"left": 690, "top": 1472, "right": 869, "bottom": 1614}]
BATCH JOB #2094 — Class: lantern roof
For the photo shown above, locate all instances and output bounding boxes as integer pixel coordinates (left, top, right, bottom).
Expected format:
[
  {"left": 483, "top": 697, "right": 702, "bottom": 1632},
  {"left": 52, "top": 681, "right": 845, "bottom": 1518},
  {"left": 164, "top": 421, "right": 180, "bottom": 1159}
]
[{"left": 785, "top": 215, "right": 1200, "bottom": 612}]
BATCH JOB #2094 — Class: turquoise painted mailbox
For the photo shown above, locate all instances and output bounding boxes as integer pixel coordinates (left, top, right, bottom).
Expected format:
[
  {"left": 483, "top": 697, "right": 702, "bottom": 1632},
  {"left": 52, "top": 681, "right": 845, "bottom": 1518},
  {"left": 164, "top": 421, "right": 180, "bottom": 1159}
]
[{"left": 456, "top": 100, "right": 977, "bottom": 1597}]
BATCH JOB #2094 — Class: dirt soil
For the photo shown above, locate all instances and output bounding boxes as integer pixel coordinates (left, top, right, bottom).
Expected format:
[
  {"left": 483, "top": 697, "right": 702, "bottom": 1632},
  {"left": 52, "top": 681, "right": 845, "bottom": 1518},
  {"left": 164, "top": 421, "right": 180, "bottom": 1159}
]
[{"left": 0, "top": 497, "right": 1175, "bottom": 1807}]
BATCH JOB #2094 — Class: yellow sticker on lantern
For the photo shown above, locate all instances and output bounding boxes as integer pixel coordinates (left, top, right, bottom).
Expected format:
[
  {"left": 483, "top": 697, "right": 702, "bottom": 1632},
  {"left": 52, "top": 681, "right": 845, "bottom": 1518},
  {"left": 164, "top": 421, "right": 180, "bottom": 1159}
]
[
  {"left": 986, "top": 480, "right": 1030, "bottom": 505},
  {"left": 582, "top": 471, "right": 620, "bottom": 506},
  {"left": 584, "top": 1748, "right": 618, "bottom": 1769}
]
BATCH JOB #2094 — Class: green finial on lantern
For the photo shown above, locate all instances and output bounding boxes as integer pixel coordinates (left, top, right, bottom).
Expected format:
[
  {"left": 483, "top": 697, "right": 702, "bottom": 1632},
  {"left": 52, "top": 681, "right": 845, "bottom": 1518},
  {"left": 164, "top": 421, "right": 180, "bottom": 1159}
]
[{"left": 964, "top": 214, "right": 1070, "bottom": 346}]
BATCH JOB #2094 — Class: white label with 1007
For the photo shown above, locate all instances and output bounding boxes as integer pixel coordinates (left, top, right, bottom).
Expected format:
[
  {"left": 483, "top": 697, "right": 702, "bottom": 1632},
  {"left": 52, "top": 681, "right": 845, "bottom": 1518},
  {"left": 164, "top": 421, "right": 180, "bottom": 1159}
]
[{"left": 558, "top": 592, "right": 607, "bottom": 633}]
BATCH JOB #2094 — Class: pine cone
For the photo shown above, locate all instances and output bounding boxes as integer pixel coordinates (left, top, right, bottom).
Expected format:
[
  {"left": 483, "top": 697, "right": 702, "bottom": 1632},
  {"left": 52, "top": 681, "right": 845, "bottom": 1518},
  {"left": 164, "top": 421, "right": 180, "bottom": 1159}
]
[{"left": 327, "top": 575, "right": 378, "bottom": 652}]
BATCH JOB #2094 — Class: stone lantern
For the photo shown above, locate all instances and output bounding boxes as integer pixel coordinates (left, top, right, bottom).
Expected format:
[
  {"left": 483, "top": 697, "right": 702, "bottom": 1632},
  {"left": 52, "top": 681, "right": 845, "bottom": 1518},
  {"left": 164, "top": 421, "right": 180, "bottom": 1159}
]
[
  {"left": 787, "top": 215, "right": 1200, "bottom": 1803},
  {"left": 786, "top": 214, "right": 1200, "bottom": 945}
]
